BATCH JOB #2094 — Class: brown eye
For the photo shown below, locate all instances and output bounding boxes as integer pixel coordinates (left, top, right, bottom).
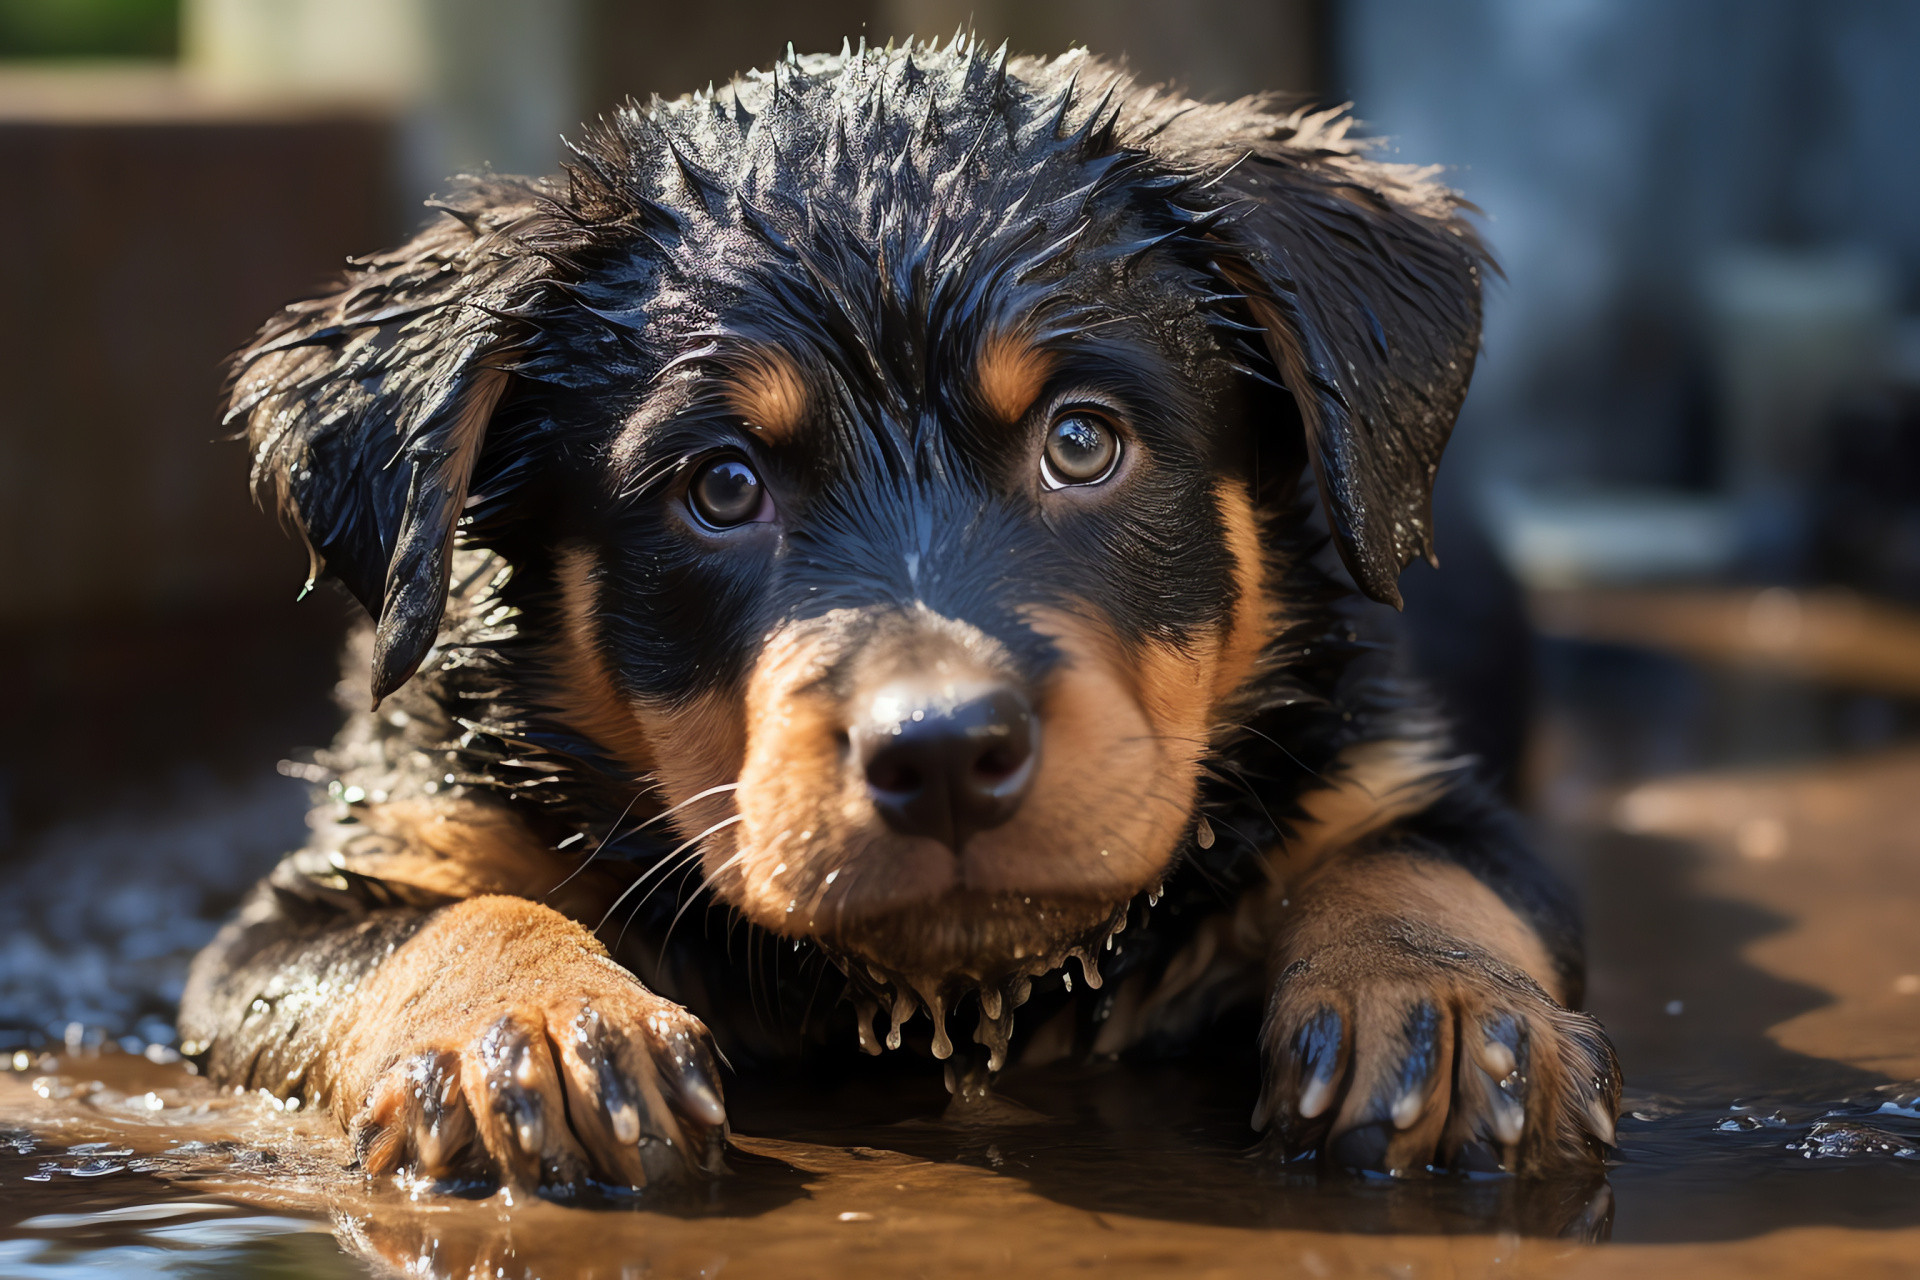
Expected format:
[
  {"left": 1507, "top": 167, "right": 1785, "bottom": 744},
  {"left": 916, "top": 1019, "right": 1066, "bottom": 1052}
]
[
  {"left": 689, "top": 456, "right": 767, "bottom": 528},
  {"left": 1041, "top": 411, "right": 1121, "bottom": 488}
]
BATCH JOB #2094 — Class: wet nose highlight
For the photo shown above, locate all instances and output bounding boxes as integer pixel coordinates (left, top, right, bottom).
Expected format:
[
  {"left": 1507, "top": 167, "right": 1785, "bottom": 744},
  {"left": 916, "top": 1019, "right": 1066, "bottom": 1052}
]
[{"left": 856, "top": 682, "right": 1038, "bottom": 851}]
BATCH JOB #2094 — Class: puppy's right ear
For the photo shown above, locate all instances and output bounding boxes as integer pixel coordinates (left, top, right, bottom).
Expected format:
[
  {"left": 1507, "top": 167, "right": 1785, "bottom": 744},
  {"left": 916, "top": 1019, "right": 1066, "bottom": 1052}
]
[{"left": 226, "top": 179, "right": 551, "bottom": 703}]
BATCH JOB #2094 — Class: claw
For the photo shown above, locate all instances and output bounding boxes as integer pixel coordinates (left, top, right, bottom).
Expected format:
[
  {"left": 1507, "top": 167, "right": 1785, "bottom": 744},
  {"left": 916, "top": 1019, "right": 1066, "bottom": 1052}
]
[
  {"left": 596, "top": 1053, "right": 643, "bottom": 1145},
  {"left": 654, "top": 1029, "right": 726, "bottom": 1128},
  {"left": 1292, "top": 1007, "right": 1343, "bottom": 1120},
  {"left": 506, "top": 1095, "right": 544, "bottom": 1155},
  {"left": 478, "top": 1020, "right": 550, "bottom": 1166},
  {"left": 1585, "top": 1094, "right": 1618, "bottom": 1147},
  {"left": 1387, "top": 1001, "right": 1442, "bottom": 1130},
  {"left": 1476, "top": 1012, "right": 1524, "bottom": 1078},
  {"left": 1490, "top": 1069, "right": 1526, "bottom": 1145},
  {"left": 677, "top": 1075, "right": 726, "bottom": 1128},
  {"left": 608, "top": 1096, "right": 642, "bottom": 1146},
  {"left": 513, "top": 1045, "right": 540, "bottom": 1088}
]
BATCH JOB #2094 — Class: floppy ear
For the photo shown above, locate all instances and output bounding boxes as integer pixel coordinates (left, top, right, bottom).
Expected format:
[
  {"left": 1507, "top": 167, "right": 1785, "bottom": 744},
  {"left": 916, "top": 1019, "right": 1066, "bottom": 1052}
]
[
  {"left": 226, "top": 178, "right": 552, "bottom": 702},
  {"left": 1202, "top": 109, "right": 1488, "bottom": 608}
]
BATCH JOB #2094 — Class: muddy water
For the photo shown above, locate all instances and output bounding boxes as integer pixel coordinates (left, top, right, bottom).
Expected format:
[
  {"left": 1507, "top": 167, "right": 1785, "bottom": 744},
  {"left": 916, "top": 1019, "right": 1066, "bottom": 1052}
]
[
  {"left": 7, "top": 626, "right": 1920, "bottom": 1275},
  {"left": 3, "top": 1048, "right": 1918, "bottom": 1276}
]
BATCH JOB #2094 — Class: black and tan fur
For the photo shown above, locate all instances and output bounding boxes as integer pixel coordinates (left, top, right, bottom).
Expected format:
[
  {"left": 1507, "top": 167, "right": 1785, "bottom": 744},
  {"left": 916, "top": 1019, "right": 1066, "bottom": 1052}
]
[{"left": 182, "top": 41, "right": 1619, "bottom": 1194}]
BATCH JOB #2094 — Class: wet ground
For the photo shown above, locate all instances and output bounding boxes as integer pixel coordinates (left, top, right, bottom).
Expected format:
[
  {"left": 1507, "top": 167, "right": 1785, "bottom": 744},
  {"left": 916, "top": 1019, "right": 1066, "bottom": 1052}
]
[{"left": 3, "top": 587, "right": 1920, "bottom": 1277}]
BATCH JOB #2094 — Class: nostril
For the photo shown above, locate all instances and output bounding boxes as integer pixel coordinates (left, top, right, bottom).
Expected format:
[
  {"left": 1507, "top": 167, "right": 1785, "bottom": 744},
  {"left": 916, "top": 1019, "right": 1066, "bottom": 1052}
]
[{"left": 973, "top": 744, "right": 1022, "bottom": 782}]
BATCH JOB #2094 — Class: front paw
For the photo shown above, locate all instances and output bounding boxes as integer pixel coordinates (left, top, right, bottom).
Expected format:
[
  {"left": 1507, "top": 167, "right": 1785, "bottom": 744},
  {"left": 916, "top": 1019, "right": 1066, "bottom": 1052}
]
[
  {"left": 1257, "top": 922, "right": 1619, "bottom": 1175},
  {"left": 341, "top": 899, "right": 726, "bottom": 1194}
]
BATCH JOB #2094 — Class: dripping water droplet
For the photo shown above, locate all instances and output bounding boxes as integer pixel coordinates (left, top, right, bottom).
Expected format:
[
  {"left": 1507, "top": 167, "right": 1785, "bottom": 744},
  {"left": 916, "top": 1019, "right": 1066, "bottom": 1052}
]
[{"left": 928, "top": 992, "right": 953, "bottom": 1059}]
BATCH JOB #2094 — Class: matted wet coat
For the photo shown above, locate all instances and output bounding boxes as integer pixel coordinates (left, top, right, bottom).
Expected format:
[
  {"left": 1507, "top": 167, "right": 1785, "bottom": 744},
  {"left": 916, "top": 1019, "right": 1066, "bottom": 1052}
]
[{"left": 183, "top": 40, "right": 1620, "bottom": 1192}]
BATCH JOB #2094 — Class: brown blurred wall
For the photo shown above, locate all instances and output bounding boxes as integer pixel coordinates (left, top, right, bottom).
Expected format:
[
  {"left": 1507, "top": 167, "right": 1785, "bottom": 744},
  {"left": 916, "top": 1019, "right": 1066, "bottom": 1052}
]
[
  {"left": 0, "top": 70, "right": 393, "bottom": 840},
  {"left": 0, "top": 72, "right": 394, "bottom": 622}
]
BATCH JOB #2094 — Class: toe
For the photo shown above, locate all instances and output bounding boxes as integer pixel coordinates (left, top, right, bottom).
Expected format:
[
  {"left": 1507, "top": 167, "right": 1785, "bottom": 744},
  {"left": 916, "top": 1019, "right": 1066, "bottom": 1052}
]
[
  {"left": 1443, "top": 1011, "right": 1528, "bottom": 1170},
  {"left": 467, "top": 1012, "right": 589, "bottom": 1194},
  {"left": 1446, "top": 999, "right": 1620, "bottom": 1173},
  {"left": 1258, "top": 1001, "right": 1351, "bottom": 1156},
  {"left": 1327, "top": 998, "right": 1453, "bottom": 1174},
  {"left": 648, "top": 1009, "right": 727, "bottom": 1132},
  {"left": 551, "top": 1004, "right": 654, "bottom": 1187},
  {"left": 549, "top": 997, "right": 729, "bottom": 1187},
  {"left": 352, "top": 1050, "right": 477, "bottom": 1181},
  {"left": 1291, "top": 1006, "right": 1346, "bottom": 1122},
  {"left": 352, "top": 1065, "right": 413, "bottom": 1177},
  {"left": 642, "top": 1010, "right": 728, "bottom": 1176},
  {"left": 408, "top": 1050, "right": 477, "bottom": 1178}
]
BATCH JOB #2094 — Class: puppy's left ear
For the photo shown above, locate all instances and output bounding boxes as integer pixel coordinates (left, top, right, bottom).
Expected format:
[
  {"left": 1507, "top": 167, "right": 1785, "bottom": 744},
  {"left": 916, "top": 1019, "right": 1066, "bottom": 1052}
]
[
  {"left": 1204, "top": 112, "right": 1488, "bottom": 607},
  {"left": 226, "top": 178, "right": 549, "bottom": 701}
]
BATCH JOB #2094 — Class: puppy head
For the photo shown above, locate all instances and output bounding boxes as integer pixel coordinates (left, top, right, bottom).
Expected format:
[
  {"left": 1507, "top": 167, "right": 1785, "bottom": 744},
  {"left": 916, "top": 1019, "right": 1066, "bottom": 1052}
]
[{"left": 228, "top": 44, "right": 1485, "bottom": 1048}]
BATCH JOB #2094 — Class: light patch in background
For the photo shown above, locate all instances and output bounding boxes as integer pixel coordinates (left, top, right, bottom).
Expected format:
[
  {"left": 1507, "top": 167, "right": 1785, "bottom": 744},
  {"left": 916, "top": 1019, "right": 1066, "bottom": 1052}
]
[
  {"left": 1483, "top": 483, "right": 1740, "bottom": 589},
  {"left": 182, "top": 0, "right": 586, "bottom": 205}
]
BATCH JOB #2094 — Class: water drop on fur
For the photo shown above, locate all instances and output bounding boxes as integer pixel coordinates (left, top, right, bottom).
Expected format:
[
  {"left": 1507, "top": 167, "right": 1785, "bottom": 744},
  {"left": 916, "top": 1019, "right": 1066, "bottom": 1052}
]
[
  {"left": 928, "top": 992, "right": 953, "bottom": 1059},
  {"left": 886, "top": 989, "right": 915, "bottom": 1052},
  {"left": 854, "top": 999, "right": 883, "bottom": 1056}
]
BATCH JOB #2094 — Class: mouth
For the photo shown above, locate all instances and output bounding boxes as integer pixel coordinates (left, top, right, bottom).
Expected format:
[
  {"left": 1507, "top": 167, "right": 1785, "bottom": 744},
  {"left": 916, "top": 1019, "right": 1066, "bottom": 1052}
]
[{"left": 817, "top": 890, "right": 1143, "bottom": 1070}]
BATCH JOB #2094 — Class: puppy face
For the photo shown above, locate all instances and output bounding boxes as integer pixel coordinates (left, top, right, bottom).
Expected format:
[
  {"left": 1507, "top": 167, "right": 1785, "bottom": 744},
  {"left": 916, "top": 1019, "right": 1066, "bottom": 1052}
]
[
  {"left": 571, "top": 271, "right": 1273, "bottom": 992},
  {"left": 229, "top": 43, "right": 1485, "bottom": 1049}
]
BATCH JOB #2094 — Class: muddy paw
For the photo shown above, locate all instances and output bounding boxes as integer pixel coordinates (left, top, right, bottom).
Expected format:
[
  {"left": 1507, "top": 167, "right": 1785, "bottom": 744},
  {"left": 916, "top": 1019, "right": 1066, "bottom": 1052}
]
[
  {"left": 1257, "top": 922, "right": 1620, "bottom": 1175},
  {"left": 338, "top": 898, "right": 726, "bottom": 1194}
]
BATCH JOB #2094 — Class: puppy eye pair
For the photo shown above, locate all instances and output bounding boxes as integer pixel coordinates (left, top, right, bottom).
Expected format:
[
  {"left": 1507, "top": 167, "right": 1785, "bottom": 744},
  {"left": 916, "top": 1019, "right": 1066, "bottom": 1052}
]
[
  {"left": 1041, "top": 409, "right": 1123, "bottom": 489},
  {"left": 689, "top": 455, "right": 773, "bottom": 529}
]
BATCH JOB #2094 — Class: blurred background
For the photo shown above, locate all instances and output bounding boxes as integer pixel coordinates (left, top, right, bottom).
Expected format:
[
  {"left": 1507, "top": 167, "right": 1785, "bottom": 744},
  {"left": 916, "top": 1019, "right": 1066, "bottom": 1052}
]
[{"left": 2, "top": 0, "right": 1918, "bottom": 1083}]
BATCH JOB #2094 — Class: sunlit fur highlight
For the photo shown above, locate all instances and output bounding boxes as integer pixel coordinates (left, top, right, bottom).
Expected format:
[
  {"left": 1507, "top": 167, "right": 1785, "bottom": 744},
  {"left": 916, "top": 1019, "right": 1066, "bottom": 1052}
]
[
  {"left": 722, "top": 345, "right": 811, "bottom": 441},
  {"left": 976, "top": 329, "right": 1058, "bottom": 424},
  {"left": 548, "top": 545, "right": 659, "bottom": 779}
]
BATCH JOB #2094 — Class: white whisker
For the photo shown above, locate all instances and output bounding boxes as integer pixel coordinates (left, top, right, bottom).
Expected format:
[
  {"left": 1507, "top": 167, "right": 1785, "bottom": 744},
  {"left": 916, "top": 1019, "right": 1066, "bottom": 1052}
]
[
  {"left": 594, "top": 812, "right": 744, "bottom": 933},
  {"left": 658, "top": 849, "right": 751, "bottom": 962},
  {"left": 552, "top": 782, "right": 740, "bottom": 901}
]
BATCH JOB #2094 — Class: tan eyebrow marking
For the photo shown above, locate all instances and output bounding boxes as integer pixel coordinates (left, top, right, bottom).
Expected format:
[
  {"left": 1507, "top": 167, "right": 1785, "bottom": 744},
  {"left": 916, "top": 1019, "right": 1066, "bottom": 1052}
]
[
  {"left": 977, "top": 329, "right": 1057, "bottom": 423},
  {"left": 723, "top": 347, "right": 810, "bottom": 442}
]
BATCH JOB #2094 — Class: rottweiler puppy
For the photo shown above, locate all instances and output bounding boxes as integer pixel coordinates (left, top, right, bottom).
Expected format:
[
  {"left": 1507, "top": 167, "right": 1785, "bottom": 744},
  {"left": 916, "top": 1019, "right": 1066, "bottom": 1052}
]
[{"left": 182, "top": 41, "right": 1620, "bottom": 1192}]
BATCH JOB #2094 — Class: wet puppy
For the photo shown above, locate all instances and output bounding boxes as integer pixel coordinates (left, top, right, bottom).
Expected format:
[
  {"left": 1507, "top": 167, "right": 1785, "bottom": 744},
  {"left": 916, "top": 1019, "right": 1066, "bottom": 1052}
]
[{"left": 183, "top": 40, "right": 1620, "bottom": 1192}]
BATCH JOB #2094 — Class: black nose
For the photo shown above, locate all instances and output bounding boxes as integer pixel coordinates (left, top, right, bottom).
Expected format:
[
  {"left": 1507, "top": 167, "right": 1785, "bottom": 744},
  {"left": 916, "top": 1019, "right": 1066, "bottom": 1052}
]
[{"left": 856, "top": 682, "right": 1038, "bottom": 851}]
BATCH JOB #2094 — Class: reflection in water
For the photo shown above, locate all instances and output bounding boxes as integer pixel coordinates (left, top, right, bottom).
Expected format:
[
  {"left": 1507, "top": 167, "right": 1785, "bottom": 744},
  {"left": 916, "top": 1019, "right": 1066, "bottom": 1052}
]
[
  {"left": 718, "top": 1053, "right": 1623, "bottom": 1242},
  {"left": 4, "top": 1045, "right": 1919, "bottom": 1277}
]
